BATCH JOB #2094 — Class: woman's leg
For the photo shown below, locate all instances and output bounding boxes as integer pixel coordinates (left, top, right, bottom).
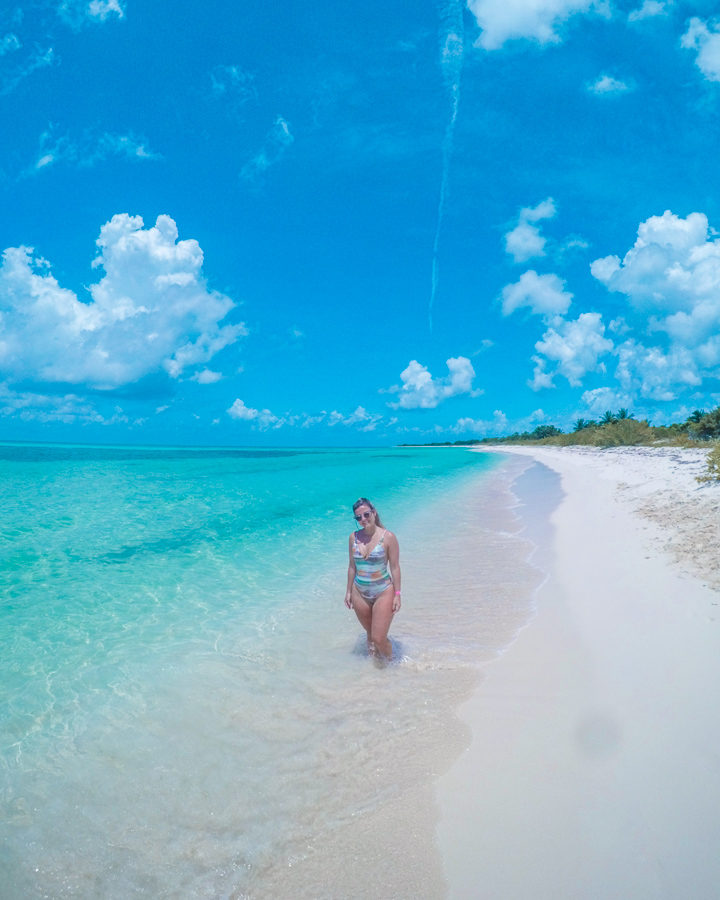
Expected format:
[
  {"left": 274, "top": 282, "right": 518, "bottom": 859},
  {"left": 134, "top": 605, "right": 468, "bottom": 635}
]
[
  {"left": 369, "top": 585, "right": 395, "bottom": 660},
  {"left": 350, "top": 586, "right": 374, "bottom": 653}
]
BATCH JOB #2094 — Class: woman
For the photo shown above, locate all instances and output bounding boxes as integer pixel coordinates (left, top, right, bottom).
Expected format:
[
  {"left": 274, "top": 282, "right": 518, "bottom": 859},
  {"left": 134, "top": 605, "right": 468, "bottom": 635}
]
[{"left": 344, "top": 497, "right": 401, "bottom": 660}]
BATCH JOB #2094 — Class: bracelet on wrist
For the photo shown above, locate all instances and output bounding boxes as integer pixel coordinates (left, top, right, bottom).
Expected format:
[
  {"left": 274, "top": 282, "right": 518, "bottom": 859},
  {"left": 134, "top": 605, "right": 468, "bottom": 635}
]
[{"left": 395, "top": 590, "right": 401, "bottom": 595}]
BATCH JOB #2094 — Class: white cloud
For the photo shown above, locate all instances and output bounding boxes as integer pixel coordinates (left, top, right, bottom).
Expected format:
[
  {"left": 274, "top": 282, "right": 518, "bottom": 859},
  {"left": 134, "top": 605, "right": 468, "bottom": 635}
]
[
  {"left": 468, "top": 0, "right": 598, "bottom": 51},
  {"left": 211, "top": 65, "right": 255, "bottom": 98},
  {"left": 580, "top": 386, "right": 635, "bottom": 415},
  {"left": 452, "top": 408, "right": 552, "bottom": 436},
  {"left": 241, "top": 116, "right": 294, "bottom": 181},
  {"left": 588, "top": 74, "right": 633, "bottom": 95},
  {"left": 29, "top": 129, "right": 159, "bottom": 173},
  {"left": 504, "top": 197, "right": 556, "bottom": 263},
  {"left": 614, "top": 340, "right": 701, "bottom": 401},
  {"left": 628, "top": 1, "right": 668, "bottom": 23},
  {"left": 529, "top": 312, "right": 614, "bottom": 389},
  {"left": 227, "top": 399, "right": 258, "bottom": 420},
  {"left": 59, "top": 1, "right": 125, "bottom": 28},
  {"left": 383, "top": 357, "right": 481, "bottom": 409},
  {"left": 327, "top": 406, "right": 383, "bottom": 431},
  {"left": 501, "top": 270, "right": 573, "bottom": 317},
  {"left": 156, "top": 405, "right": 169, "bottom": 413},
  {"left": 1, "top": 47, "right": 54, "bottom": 96},
  {"left": 452, "top": 409, "right": 508, "bottom": 435},
  {"left": 300, "top": 412, "right": 326, "bottom": 428},
  {"left": 590, "top": 210, "right": 720, "bottom": 341},
  {"left": 227, "top": 398, "right": 282, "bottom": 428},
  {"left": 588, "top": 209, "right": 720, "bottom": 400},
  {"left": 87, "top": 0, "right": 124, "bottom": 20},
  {"left": 681, "top": 18, "right": 720, "bottom": 83},
  {"left": 190, "top": 368, "right": 222, "bottom": 384},
  {"left": 0, "top": 382, "right": 126, "bottom": 424},
  {"left": 210, "top": 65, "right": 257, "bottom": 116},
  {"left": 0, "top": 34, "right": 20, "bottom": 56},
  {"left": 0, "top": 214, "right": 246, "bottom": 389}
]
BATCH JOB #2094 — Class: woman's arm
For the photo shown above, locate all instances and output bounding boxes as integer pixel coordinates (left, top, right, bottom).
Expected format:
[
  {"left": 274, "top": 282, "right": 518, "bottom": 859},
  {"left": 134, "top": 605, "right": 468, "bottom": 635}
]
[
  {"left": 345, "top": 534, "right": 356, "bottom": 609},
  {"left": 385, "top": 532, "right": 401, "bottom": 612}
]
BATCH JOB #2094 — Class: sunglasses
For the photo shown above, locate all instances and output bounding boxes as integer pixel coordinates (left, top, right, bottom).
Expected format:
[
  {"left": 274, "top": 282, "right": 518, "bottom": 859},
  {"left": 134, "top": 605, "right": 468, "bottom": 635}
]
[{"left": 354, "top": 511, "right": 373, "bottom": 521}]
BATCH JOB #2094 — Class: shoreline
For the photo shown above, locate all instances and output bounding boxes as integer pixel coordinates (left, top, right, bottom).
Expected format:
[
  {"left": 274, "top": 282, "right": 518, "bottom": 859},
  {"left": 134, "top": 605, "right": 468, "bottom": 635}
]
[{"left": 436, "top": 445, "right": 720, "bottom": 899}]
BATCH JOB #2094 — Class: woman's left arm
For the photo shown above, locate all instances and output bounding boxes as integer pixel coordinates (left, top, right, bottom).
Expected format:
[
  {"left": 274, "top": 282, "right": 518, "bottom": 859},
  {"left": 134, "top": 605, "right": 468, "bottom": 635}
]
[{"left": 386, "top": 532, "right": 401, "bottom": 613}]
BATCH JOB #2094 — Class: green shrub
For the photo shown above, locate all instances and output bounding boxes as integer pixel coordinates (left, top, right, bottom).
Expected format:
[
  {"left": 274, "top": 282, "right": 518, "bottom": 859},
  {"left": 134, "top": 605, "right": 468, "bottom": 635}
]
[
  {"left": 532, "top": 424, "right": 563, "bottom": 439},
  {"left": 688, "top": 407, "right": 720, "bottom": 440},
  {"left": 696, "top": 445, "right": 720, "bottom": 483},
  {"left": 536, "top": 418, "right": 655, "bottom": 447}
]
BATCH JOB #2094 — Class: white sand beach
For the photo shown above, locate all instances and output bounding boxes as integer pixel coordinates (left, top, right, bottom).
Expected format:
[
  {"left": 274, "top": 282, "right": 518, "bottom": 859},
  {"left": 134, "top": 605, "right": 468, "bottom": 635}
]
[{"left": 437, "top": 446, "right": 720, "bottom": 900}]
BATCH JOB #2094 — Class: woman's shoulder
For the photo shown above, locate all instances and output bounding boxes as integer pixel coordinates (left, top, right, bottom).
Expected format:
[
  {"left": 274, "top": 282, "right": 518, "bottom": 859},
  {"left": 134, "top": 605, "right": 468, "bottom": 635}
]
[{"left": 382, "top": 529, "right": 397, "bottom": 542}]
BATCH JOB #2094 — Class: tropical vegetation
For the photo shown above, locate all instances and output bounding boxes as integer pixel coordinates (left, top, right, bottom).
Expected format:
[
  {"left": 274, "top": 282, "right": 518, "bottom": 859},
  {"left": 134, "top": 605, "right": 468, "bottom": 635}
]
[{"left": 402, "top": 406, "right": 720, "bottom": 481}]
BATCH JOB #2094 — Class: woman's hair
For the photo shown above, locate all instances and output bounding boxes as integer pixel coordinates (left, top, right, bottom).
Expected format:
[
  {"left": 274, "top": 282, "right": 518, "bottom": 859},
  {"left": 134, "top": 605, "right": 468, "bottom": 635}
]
[{"left": 352, "top": 497, "right": 384, "bottom": 528}]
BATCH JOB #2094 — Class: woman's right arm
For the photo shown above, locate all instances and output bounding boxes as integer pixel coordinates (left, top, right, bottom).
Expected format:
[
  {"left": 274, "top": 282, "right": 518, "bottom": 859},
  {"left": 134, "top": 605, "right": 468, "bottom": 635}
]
[{"left": 345, "top": 534, "right": 356, "bottom": 609}]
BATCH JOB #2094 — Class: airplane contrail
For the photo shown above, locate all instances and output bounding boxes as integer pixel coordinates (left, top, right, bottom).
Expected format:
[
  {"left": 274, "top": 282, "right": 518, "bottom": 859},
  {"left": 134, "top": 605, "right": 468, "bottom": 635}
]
[{"left": 429, "top": 0, "right": 464, "bottom": 333}]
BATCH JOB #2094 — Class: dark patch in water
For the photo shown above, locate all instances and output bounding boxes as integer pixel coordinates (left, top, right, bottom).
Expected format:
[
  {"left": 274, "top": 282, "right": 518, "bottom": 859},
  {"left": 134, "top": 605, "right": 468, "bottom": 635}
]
[{"left": 0, "top": 446, "right": 306, "bottom": 463}]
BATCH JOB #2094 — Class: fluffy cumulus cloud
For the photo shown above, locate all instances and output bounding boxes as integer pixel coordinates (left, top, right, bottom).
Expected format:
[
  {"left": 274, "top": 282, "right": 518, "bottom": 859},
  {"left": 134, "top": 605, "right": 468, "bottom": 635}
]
[
  {"left": 529, "top": 312, "right": 613, "bottom": 389},
  {"left": 468, "top": 0, "right": 598, "bottom": 50},
  {"left": 191, "top": 368, "right": 222, "bottom": 384},
  {"left": 586, "top": 209, "right": 720, "bottom": 399},
  {"left": 681, "top": 18, "right": 720, "bottom": 83},
  {"left": 504, "top": 198, "right": 556, "bottom": 263},
  {"left": 588, "top": 74, "right": 632, "bottom": 95},
  {"left": 383, "top": 357, "right": 480, "bottom": 409},
  {"left": 0, "top": 214, "right": 245, "bottom": 390},
  {"left": 591, "top": 210, "right": 720, "bottom": 344},
  {"left": 501, "top": 270, "right": 573, "bottom": 317},
  {"left": 580, "top": 387, "right": 635, "bottom": 416},
  {"left": 613, "top": 341, "right": 702, "bottom": 401},
  {"left": 628, "top": 0, "right": 668, "bottom": 23},
  {"left": 227, "top": 399, "right": 281, "bottom": 429}
]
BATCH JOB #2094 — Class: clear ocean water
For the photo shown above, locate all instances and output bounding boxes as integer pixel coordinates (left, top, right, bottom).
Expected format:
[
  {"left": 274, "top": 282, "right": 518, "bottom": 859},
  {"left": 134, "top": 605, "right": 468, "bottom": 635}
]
[{"left": 0, "top": 444, "right": 541, "bottom": 899}]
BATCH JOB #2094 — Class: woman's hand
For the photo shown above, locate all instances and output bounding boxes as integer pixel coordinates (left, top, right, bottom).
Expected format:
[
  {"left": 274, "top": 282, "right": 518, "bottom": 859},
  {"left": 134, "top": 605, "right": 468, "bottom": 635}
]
[
  {"left": 392, "top": 592, "right": 401, "bottom": 613},
  {"left": 344, "top": 592, "right": 353, "bottom": 610}
]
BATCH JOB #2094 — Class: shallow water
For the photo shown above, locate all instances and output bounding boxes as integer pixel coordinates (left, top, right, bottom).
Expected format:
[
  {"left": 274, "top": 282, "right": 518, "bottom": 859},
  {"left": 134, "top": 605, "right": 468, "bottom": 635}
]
[{"left": 0, "top": 444, "right": 541, "bottom": 899}]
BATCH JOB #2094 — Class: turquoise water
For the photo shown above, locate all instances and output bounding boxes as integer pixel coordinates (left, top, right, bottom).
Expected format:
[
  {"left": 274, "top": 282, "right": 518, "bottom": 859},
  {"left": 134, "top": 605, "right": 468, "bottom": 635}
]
[{"left": 0, "top": 444, "right": 537, "bottom": 898}]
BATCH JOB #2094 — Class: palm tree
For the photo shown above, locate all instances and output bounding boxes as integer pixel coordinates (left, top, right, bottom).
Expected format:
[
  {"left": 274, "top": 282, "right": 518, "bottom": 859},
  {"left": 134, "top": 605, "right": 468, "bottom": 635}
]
[
  {"left": 574, "top": 418, "right": 588, "bottom": 432},
  {"left": 616, "top": 408, "right": 629, "bottom": 420},
  {"left": 600, "top": 410, "right": 615, "bottom": 425},
  {"left": 688, "top": 409, "right": 706, "bottom": 423}
]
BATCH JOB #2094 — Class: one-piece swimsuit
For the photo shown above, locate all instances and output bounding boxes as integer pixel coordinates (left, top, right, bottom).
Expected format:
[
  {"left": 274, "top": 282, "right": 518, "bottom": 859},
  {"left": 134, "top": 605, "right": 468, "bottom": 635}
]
[{"left": 353, "top": 529, "right": 393, "bottom": 604}]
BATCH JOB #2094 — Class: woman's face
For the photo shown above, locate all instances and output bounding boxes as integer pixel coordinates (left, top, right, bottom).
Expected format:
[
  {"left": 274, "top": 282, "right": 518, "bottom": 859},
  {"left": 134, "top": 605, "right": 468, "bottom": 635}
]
[{"left": 354, "top": 505, "right": 374, "bottom": 527}]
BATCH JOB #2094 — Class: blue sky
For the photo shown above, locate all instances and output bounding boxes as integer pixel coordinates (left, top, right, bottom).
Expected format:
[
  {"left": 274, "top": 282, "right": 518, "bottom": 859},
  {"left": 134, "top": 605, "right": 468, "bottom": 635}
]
[{"left": 1, "top": 0, "right": 720, "bottom": 445}]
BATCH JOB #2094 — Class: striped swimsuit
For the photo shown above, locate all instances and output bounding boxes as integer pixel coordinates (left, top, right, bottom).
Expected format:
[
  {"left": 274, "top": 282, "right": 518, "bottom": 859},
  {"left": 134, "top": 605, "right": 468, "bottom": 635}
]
[{"left": 353, "top": 530, "right": 393, "bottom": 603}]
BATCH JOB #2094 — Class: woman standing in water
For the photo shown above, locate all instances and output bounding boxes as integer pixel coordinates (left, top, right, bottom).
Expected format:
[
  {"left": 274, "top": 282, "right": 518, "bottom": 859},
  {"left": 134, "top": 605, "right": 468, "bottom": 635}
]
[{"left": 345, "top": 497, "right": 401, "bottom": 660}]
